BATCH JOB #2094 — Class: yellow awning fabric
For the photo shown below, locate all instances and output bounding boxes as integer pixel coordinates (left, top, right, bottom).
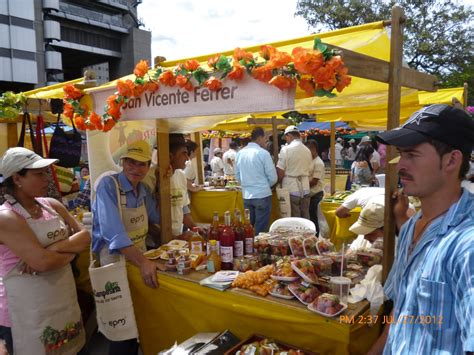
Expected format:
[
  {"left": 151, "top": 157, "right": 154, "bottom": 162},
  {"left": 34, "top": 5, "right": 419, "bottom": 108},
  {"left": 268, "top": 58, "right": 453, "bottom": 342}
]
[
  {"left": 22, "top": 78, "right": 84, "bottom": 100},
  {"left": 210, "top": 114, "right": 289, "bottom": 131}
]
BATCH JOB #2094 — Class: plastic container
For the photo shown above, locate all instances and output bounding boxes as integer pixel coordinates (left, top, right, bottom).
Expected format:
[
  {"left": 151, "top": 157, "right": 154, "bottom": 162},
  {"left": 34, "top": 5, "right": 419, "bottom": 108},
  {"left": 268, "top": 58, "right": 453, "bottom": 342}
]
[
  {"left": 288, "top": 281, "right": 321, "bottom": 305},
  {"left": 269, "top": 237, "right": 291, "bottom": 256},
  {"left": 269, "top": 282, "right": 294, "bottom": 300},
  {"left": 325, "top": 252, "right": 347, "bottom": 276},
  {"left": 357, "top": 248, "right": 383, "bottom": 267},
  {"left": 289, "top": 236, "right": 305, "bottom": 257},
  {"left": 329, "top": 276, "right": 351, "bottom": 303},
  {"left": 291, "top": 259, "right": 318, "bottom": 284},
  {"left": 303, "top": 236, "right": 318, "bottom": 257},
  {"left": 308, "top": 255, "right": 333, "bottom": 277},
  {"left": 316, "top": 238, "right": 335, "bottom": 254}
]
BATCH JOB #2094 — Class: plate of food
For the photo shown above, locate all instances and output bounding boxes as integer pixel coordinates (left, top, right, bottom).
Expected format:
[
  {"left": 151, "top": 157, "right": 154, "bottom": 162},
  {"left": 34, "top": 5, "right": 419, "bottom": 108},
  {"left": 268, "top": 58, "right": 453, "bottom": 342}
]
[
  {"left": 291, "top": 259, "right": 318, "bottom": 284},
  {"left": 307, "top": 293, "right": 347, "bottom": 317},
  {"left": 288, "top": 281, "right": 321, "bottom": 305},
  {"left": 269, "top": 282, "right": 295, "bottom": 300}
]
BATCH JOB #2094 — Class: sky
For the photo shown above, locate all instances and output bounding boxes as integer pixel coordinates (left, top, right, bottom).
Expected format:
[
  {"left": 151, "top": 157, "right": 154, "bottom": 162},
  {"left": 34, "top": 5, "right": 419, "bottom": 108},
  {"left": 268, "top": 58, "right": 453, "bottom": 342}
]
[{"left": 137, "top": 0, "right": 474, "bottom": 62}]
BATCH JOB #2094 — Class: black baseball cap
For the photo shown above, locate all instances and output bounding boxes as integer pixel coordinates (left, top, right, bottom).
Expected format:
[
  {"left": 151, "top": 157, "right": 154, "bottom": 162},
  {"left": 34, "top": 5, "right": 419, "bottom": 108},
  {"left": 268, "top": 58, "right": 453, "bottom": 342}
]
[{"left": 377, "top": 104, "right": 474, "bottom": 153}]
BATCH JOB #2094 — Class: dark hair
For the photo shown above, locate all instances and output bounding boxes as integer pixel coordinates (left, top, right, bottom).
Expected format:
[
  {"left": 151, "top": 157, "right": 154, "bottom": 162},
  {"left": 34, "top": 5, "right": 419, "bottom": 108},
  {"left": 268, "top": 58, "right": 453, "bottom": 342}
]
[
  {"left": 428, "top": 139, "right": 470, "bottom": 179},
  {"left": 185, "top": 141, "right": 198, "bottom": 155},
  {"left": 251, "top": 127, "right": 265, "bottom": 141},
  {"left": 355, "top": 146, "right": 374, "bottom": 172},
  {"left": 305, "top": 139, "right": 319, "bottom": 152},
  {"left": 2, "top": 168, "right": 28, "bottom": 192},
  {"left": 287, "top": 131, "right": 300, "bottom": 139},
  {"left": 229, "top": 141, "right": 238, "bottom": 149}
]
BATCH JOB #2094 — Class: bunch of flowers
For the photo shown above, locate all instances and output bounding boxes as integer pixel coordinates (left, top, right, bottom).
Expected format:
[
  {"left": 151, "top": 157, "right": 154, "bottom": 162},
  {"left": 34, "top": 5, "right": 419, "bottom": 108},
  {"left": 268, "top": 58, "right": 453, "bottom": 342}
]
[
  {"left": 0, "top": 91, "right": 26, "bottom": 119},
  {"left": 63, "top": 39, "right": 351, "bottom": 132},
  {"left": 201, "top": 131, "right": 251, "bottom": 139},
  {"left": 301, "top": 127, "right": 356, "bottom": 137}
]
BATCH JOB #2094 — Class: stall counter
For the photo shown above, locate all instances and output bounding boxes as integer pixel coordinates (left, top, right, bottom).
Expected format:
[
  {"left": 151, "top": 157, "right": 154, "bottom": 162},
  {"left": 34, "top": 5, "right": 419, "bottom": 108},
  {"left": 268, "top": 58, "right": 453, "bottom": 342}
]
[{"left": 127, "top": 264, "right": 381, "bottom": 355}]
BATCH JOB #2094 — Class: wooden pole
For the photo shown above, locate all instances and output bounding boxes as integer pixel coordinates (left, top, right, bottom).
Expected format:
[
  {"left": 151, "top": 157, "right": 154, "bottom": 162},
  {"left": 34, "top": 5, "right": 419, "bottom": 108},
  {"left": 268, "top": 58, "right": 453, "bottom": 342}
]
[
  {"left": 156, "top": 127, "right": 172, "bottom": 243},
  {"left": 383, "top": 5, "right": 405, "bottom": 282},
  {"left": 272, "top": 116, "right": 279, "bottom": 164},
  {"left": 192, "top": 132, "right": 204, "bottom": 185},
  {"left": 7, "top": 123, "right": 18, "bottom": 148},
  {"left": 330, "top": 122, "right": 336, "bottom": 195}
]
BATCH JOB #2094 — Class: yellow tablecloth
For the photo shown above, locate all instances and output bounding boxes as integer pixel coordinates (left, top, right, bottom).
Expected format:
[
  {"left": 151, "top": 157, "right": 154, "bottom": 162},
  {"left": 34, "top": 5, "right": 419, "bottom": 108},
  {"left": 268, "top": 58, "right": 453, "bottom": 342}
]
[
  {"left": 127, "top": 265, "right": 381, "bottom": 354},
  {"left": 190, "top": 189, "right": 280, "bottom": 225},
  {"left": 320, "top": 201, "right": 359, "bottom": 249}
]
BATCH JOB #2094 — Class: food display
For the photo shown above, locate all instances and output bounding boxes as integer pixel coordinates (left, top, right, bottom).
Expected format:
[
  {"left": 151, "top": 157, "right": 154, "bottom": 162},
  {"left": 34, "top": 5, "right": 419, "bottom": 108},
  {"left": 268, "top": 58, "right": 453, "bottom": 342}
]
[
  {"left": 372, "top": 238, "right": 383, "bottom": 250},
  {"left": 357, "top": 248, "right": 383, "bottom": 267},
  {"left": 344, "top": 270, "right": 364, "bottom": 285},
  {"left": 324, "top": 252, "right": 347, "bottom": 275},
  {"left": 289, "top": 236, "right": 305, "bottom": 257},
  {"left": 232, "top": 265, "right": 275, "bottom": 290},
  {"left": 307, "top": 293, "right": 346, "bottom": 317},
  {"left": 288, "top": 281, "right": 321, "bottom": 305},
  {"left": 272, "top": 258, "right": 299, "bottom": 281},
  {"left": 303, "top": 237, "right": 318, "bottom": 257},
  {"left": 269, "top": 237, "right": 291, "bottom": 257},
  {"left": 322, "top": 190, "right": 354, "bottom": 203},
  {"left": 231, "top": 336, "right": 308, "bottom": 355},
  {"left": 233, "top": 255, "right": 260, "bottom": 272},
  {"left": 269, "top": 282, "right": 294, "bottom": 300},
  {"left": 291, "top": 259, "right": 318, "bottom": 283},
  {"left": 248, "top": 279, "right": 276, "bottom": 297},
  {"left": 307, "top": 255, "right": 333, "bottom": 277},
  {"left": 316, "top": 238, "right": 335, "bottom": 254}
]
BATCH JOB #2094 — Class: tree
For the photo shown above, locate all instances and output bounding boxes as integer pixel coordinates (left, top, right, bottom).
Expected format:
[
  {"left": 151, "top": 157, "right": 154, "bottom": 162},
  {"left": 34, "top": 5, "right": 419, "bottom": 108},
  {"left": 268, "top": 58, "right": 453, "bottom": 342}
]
[{"left": 295, "top": 0, "right": 474, "bottom": 104}]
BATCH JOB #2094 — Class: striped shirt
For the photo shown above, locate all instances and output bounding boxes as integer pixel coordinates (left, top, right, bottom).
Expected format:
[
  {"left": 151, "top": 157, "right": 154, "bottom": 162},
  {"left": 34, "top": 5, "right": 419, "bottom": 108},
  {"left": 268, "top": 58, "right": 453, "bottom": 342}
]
[{"left": 384, "top": 188, "right": 474, "bottom": 354}]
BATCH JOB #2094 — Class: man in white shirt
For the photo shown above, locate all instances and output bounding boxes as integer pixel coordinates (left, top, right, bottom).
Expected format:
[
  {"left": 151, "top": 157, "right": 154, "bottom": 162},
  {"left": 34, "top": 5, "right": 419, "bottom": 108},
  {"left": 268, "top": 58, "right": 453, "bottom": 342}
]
[
  {"left": 183, "top": 140, "right": 202, "bottom": 192},
  {"left": 203, "top": 144, "right": 210, "bottom": 163},
  {"left": 276, "top": 126, "right": 313, "bottom": 218},
  {"left": 306, "top": 139, "right": 325, "bottom": 236},
  {"left": 210, "top": 148, "right": 225, "bottom": 177},
  {"left": 223, "top": 141, "right": 238, "bottom": 176},
  {"left": 335, "top": 187, "right": 385, "bottom": 218}
]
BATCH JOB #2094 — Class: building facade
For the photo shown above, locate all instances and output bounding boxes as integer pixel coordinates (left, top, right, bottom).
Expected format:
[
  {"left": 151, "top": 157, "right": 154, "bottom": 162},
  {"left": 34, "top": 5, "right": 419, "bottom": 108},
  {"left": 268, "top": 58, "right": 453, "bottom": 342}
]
[{"left": 0, "top": 0, "right": 151, "bottom": 92}]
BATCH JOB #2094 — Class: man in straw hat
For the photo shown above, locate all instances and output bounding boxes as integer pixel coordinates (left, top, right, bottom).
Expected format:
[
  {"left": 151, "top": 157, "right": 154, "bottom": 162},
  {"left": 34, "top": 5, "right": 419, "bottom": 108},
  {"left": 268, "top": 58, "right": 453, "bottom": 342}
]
[{"left": 368, "top": 104, "right": 474, "bottom": 354}]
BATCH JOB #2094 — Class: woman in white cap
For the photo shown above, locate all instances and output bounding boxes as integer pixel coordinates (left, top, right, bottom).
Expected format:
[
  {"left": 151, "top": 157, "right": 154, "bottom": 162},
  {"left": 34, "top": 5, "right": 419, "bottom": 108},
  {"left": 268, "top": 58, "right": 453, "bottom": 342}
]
[
  {"left": 0, "top": 147, "right": 91, "bottom": 354},
  {"left": 210, "top": 147, "right": 225, "bottom": 177}
]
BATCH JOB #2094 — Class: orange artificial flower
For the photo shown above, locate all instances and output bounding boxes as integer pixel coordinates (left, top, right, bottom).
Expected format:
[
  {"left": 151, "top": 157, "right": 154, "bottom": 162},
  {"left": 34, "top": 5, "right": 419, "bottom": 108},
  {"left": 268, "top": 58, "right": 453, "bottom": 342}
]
[
  {"left": 227, "top": 64, "right": 245, "bottom": 81},
  {"left": 207, "top": 54, "right": 221, "bottom": 69},
  {"left": 267, "top": 51, "right": 292, "bottom": 70},
  {"left": 134, "top": 60, "right": 149, "bottom": 77},
  {"left": 184, "top": 60, "right": 200, "bottom": 71},
  {"left": 89, "top": 111, "right": 103, "bottom": 130},
  {"left": 80, "top": 104, "right": 89, "bottom": 118},
  {"left": 132, "top": 84, "right": 146, "bottom": 97},
  {"left": 73, "top": 115, "right": 86, "bottom": 130},
  {"left": 116, "top": 79, "right": 134, "bottom": 97},
  {"left": 298, "top": 77, "right": 316, "bottom": 97},
  {"left": 103, "top": 118, "right": 116, "bottom": 132},
  {"left": 292, "top": 47, "right": 324, "bottom": 75},
  {"left": 269, "top": 75, "right": 295, "bottom": 90},
  {"left": 259, "top": 45, "right": 276, "bottom": 60},
  {"left": 184, "top": 81, "right": 194, "bottom": 91},
  {"left": 251, "top": 66, "right": 273, "bottom": 82},
  {"left": 176, "top": 75, "right": 189, "bottom": 88},
  {"left": 106, "top": 94, "right": 123, "bottom": 108},
  {"left": 158, "top": 71, "right": 176, "bottom": 86},
  {"left": 63, "top": 84, "right": 83, "bottom": 100},
  {"left": 63, "top": 102, "right": 75, "bottom": 119},
  {"left": 233, "top": 48, "right": 254, "bottom": 63},
  {"left": 336, "top": 71, "right": 351, "bottom": 93},
  {"left": 314, "top": 65, "right": 337, "bottom": 91},
  {"left": 204, "top": 77, "right": 223, "bottom": 91},
  {"left": 107, "top": 103, "right": 122, "bottom": 120},
  {"left": 326, "top": 55, "right": 344, "bottom": 71},
  {"left": 146, "top": 81, "right": 160, "bottom": 93}
]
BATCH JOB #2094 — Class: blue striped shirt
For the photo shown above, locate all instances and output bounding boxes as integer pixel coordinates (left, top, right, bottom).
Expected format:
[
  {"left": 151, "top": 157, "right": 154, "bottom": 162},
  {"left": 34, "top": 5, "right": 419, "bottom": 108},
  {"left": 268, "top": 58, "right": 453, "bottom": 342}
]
[
  {"left": 235, "top": 142, "right": 278, "bottom": 199},
  {"left": 384, "top": 189, "right": 474, "bottom": 354}
]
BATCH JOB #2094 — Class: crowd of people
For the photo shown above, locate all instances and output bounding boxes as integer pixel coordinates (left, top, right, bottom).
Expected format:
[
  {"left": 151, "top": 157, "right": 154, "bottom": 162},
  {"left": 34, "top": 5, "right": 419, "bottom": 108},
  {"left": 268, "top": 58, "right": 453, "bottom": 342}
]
[{"left": 0, "top": 104, "right": 472, "bottom": 354}]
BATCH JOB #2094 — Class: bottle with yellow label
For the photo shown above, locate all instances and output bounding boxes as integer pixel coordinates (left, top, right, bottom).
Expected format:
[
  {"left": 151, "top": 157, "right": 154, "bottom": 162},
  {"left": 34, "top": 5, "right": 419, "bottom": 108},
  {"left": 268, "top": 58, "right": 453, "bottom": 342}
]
[
  {"left": 207, "top": 240, "right": 221, "bottom": 273},
  {"left": 190, "top": 227, "right": 206, "bottom": 254}
]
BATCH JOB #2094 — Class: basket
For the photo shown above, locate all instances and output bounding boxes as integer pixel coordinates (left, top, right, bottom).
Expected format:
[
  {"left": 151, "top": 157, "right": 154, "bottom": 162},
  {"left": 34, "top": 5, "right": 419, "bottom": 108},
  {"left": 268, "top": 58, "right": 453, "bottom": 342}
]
[{"left": 269, "top": 217, "right": 316, "bottom": 233}]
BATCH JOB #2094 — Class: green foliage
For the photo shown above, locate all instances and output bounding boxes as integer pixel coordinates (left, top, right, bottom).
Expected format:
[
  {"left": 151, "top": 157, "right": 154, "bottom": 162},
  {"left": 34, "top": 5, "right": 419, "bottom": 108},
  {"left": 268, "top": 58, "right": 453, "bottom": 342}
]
[
  {"left": 296, "top": 0, "right": 474, "bottom": 104},
  {"left": 0, "top": 91, "right": 26, "bottom": 119}
]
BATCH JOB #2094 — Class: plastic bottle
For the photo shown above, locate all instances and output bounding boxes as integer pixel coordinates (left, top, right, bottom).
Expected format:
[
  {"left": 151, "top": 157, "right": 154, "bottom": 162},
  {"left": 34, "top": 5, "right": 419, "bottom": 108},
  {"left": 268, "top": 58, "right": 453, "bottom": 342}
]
[
  {"left": 207, "top": 240, "right": 221, "bottom": 273},
  {"left": 190, "top": 227, "right": 206, "bottom": 254},
  {"left": 207, "top": 211, "right": 220, "bottom": 255},
  {"left": 220, "top": 211, "right": 235, "bottom": 270},
  {"left": 243, "top": 209, "right": 255, "bottom": 255},
  {"left": 233, "top": 210, "right": 244, "bottom": 258}
]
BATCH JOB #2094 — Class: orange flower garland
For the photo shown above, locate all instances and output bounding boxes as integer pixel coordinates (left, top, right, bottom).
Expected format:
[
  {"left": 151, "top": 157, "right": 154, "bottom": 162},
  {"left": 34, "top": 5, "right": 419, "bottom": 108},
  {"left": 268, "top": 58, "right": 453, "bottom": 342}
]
[{"left": 63, "top": 38, "right": 351, "bottom": 132}]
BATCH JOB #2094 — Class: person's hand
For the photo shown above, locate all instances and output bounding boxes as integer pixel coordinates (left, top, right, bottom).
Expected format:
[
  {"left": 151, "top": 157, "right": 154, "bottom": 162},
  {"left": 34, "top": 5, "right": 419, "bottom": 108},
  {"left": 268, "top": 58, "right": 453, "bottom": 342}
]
[
  {"left": 392, "top": 188, "right": 409, "bottom": 221},
  {"left": 21, "top": 263, "right": 40, "bottom": 276},
  {"left": 178, "top": 230, "right": 194, "bottom": 242},
  {"left": 140, "top": 259, "right": 159, "bottom": 289}
]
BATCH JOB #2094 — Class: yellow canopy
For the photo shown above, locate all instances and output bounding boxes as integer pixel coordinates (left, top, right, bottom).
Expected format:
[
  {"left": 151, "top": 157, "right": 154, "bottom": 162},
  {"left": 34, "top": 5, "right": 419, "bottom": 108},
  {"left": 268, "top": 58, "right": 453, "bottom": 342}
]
[{"left": 22, "top": 78, "right": 84, "bottom": 100}]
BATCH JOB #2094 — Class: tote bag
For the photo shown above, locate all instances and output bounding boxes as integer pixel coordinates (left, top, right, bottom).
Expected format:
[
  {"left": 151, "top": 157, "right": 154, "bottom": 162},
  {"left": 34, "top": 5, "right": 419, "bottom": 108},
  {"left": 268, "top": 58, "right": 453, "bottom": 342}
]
[
  {"left": 276, "top": 186, "right": 291, "bottom": 218},
  {"left": 49, "top": 113, "right": 82, "bottom": 168}
]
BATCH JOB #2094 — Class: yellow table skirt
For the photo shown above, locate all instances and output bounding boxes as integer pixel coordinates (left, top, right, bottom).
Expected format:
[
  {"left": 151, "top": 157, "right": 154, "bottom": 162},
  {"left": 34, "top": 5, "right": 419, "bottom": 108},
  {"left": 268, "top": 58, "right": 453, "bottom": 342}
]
[
  {"left": 190, "top": 190, "right": 280, "bottom": 225},
  {"left": 127, "top": 265, "right": 381, "bottom": 355}
]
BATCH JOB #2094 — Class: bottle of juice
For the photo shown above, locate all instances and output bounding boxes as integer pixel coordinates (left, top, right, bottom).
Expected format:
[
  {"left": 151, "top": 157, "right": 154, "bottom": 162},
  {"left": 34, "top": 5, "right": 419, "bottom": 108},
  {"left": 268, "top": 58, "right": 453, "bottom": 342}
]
[
  {"left": 207, "top": 240, "right": 221, "bottom": 273},
  {"left": 233, "top": 210, "right": 244, "bottom": 258},
  {"left": 243, "top": 208, "right": 255, "bottom": 255},
  {"left": 220, "top": 211, "right": 235, "bottom": 270},
  {"left": 190, "top": 227, "right": 205, "bottom": 254},
  {"left": 207, "top": 211, "right": 220, "bottom": 255}
]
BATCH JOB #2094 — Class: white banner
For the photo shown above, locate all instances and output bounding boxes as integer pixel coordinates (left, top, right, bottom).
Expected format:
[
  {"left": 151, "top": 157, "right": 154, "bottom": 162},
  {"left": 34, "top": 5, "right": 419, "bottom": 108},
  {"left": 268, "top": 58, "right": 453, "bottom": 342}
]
[{"left": 89, "top": 76, "right": 295, "bottom": 121}]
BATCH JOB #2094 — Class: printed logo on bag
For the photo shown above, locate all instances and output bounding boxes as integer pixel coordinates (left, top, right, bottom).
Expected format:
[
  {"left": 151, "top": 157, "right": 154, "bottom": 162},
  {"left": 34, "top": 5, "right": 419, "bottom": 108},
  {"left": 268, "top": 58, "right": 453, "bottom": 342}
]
[
  {"left": 40, "top": 320, "right": 83, "bottom": 352},
  {"left": 129, "top": 214, "right": 145, "bottom": 224},
  {"left": 93, "top": 281, "right": 122, "bottom": 303},
  {"left": 47, "top": 227, "right": 68, "bottom": 240},
  {"left": 100, "top": 316, "right": 128, "bottom": 329}
]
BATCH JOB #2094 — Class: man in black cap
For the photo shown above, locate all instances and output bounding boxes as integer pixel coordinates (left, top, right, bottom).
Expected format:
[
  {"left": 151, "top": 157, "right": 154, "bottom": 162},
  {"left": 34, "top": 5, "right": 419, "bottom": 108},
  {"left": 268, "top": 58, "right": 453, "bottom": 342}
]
[{"left": 368, "top": 104, "right": 474, "bottom": 354}]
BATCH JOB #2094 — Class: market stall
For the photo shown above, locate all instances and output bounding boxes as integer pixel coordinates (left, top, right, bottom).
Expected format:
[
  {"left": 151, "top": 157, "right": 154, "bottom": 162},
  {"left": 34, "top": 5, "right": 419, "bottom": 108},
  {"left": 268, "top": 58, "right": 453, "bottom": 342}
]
[{"left": 127, "top": 266, "right": 381, "bottom": 355}]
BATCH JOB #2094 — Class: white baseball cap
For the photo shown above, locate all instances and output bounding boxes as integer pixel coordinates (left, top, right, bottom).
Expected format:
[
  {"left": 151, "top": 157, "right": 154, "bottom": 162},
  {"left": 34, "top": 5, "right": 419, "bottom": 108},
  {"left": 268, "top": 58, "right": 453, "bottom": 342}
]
[
  {"left": 349, "top": 139, "right": 356, "bottom": 143},
  {"left": 213, "top": 147, "right": 222, "bottom": 154},
  {"left": 360, "top": 136, "right": 371, "bottom": 144},
  {"left": 349, "top": 196, "right": 385, "bottom": 235},
  {"left": 284, "top": 125, "right": 299, "bottom": 135},
  {"left": 336, "top": 137, "right": 343, "bottom": 142},
  {"left": 0, "top": 147, "right": 58, "bottom": 179}
]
